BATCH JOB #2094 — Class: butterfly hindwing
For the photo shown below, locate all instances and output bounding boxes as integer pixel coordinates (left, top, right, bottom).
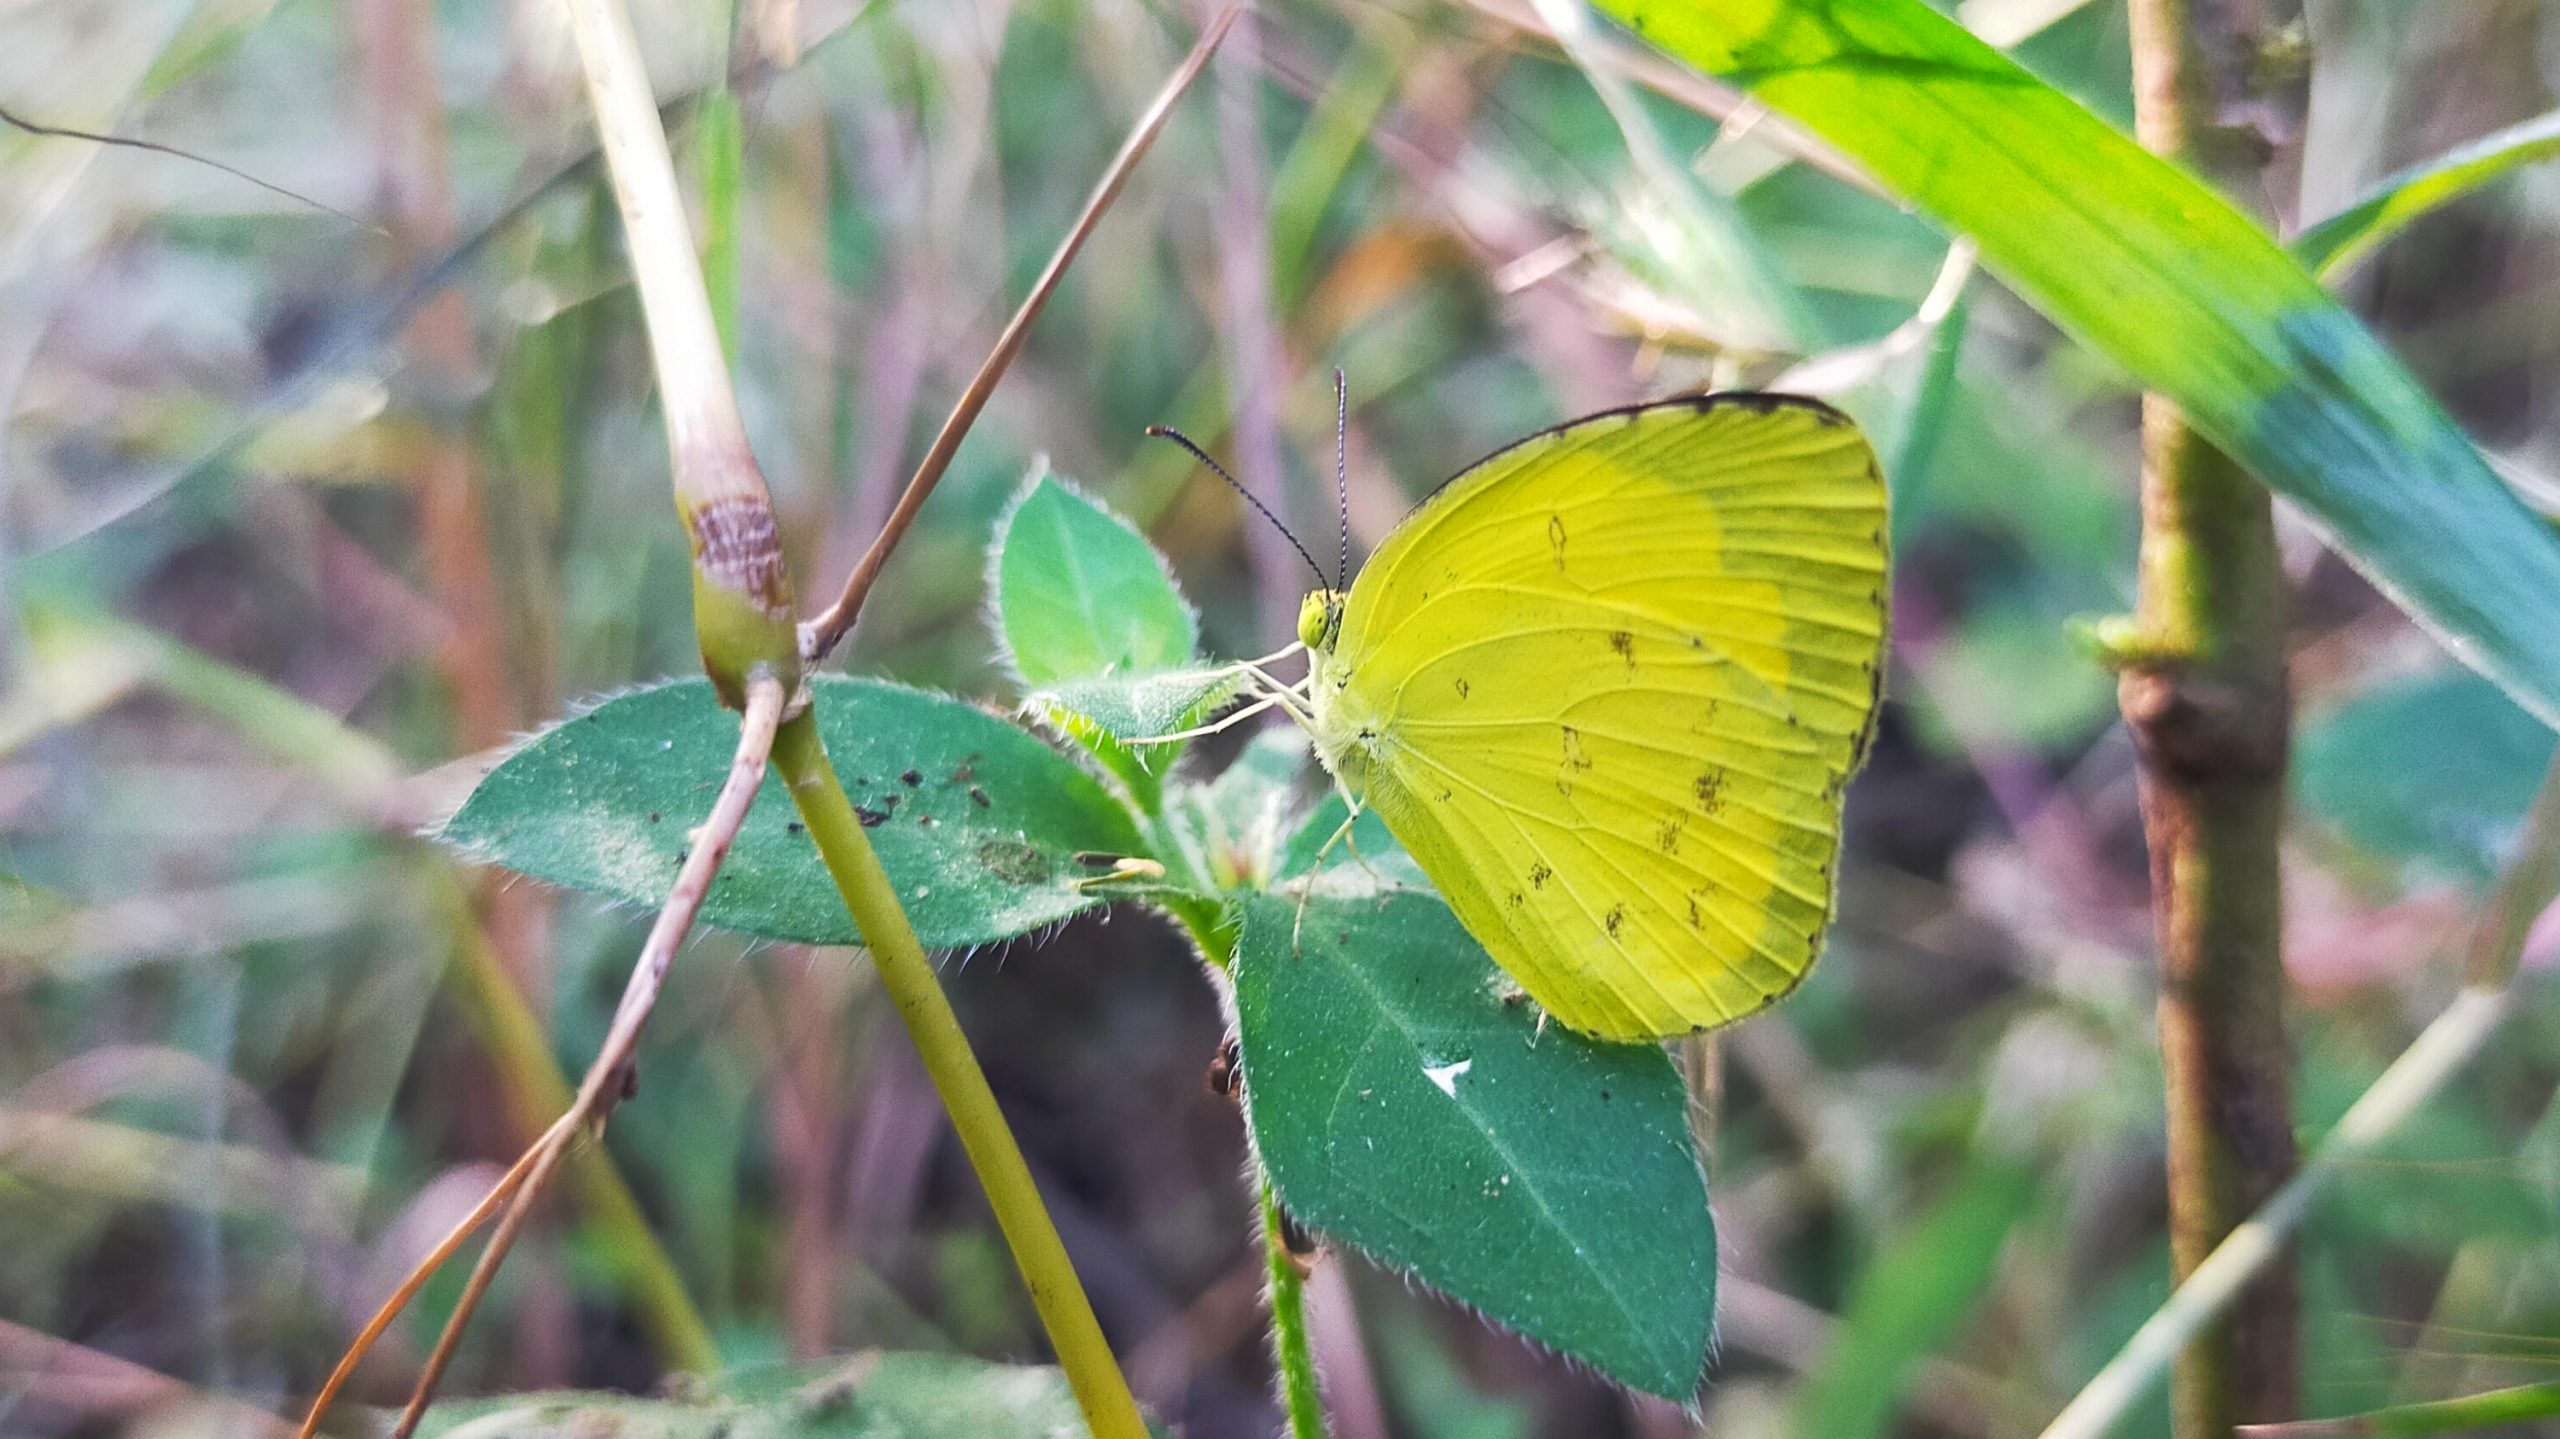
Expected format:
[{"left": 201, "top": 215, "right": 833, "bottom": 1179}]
[{"left": 1323, "top": 396, "right": 1886, "bottom": 1040}]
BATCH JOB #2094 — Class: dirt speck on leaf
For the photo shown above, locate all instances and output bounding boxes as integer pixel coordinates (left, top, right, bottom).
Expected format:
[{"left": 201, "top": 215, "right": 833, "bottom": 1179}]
[{"left": 976, "top": 840, "right": 1053, "bottom": 887}]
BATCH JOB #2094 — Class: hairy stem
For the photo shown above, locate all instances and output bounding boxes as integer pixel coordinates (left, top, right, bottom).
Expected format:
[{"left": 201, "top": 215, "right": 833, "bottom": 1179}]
[
  {"left": 1264, "top": 1183, "right": 1330, "bottom": 1439},
  {"left": 770, "top": 709, "right": 1148, "bottom": 1439},
  {"left": 2119, "top": 1, "right": 2300, "bottom": 1432}
]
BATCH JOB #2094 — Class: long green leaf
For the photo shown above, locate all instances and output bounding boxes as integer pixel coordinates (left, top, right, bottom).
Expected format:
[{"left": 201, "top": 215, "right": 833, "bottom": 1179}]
[
  {"left": 1599, "top": 0, "right": 2560, "bottom": 730},
  {"left": 2242, "top": 1379, "right": 2560, "bottom": 1439},
  {"left": 2293, "top": 108, "right": 2560, "bottom": 281}
]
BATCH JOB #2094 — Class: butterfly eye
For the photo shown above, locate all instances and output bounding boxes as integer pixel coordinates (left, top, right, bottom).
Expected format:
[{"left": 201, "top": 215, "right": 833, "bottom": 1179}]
[{"left": 1295, "top": 592, "right": 1341, "bottom": 650}]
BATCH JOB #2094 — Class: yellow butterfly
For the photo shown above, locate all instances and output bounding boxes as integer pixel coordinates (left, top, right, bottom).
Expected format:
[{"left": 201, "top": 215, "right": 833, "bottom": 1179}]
[{"left": 1151, "top": 394, "right": 1887, "bottom": 1041}]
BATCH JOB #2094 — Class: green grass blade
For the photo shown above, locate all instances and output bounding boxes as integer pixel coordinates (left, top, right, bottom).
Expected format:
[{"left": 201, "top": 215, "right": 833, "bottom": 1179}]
[
  {"left": 2292, "top": 108, "right": 2560, "bottom": 281},
  {"left": 1599, "top": 0, "right": 2560, "bottom": 729},
  {"left": 695, "top": 87, "right": 744, "bottom": 358},
  {"left": 2244, "top": 1380, "right": 2560, "bottom": 1438}
]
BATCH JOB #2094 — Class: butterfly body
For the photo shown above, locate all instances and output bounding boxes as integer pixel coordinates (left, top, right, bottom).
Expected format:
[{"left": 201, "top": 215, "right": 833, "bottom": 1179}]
[{"left": 1294, "top": 394, "right": 1887, "bottom": 1042}]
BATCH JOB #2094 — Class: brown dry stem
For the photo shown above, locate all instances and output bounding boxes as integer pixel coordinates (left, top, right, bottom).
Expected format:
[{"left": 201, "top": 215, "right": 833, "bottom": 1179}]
[
  {"left": 2121, "top": 1, "right": 2304, "bottom": 1432},
  {"left": 797, "top": 1, "right": 1245, "bottom": 663},
  {"left": 295, "top": 675, "right": 786, "bottom": 1439}
]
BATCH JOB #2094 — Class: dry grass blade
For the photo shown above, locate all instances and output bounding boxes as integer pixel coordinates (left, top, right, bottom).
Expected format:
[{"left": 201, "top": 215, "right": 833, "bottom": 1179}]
[
  {"left": 289, "top": 1118, "right": 568, "bottom": 1439},
  {"left": 797, "top": 0, "right": 1246, "bottom": 663},
  {"left": 295, "top": 676, "right": 788, "bottom": 1438}
]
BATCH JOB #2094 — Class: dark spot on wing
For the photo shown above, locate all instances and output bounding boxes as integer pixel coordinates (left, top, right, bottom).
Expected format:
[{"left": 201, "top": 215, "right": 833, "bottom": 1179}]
[
  {"left": 1507, "top": 890, "right": 1526, "bottom": 909},
  {"left": 1454, "top": 677, "right": 1470, "bottom": 699},
  {"left": 1608, "top": 630, "right": 1635, "bottom": 668},
  {"left": 1557, "top": 725, "right": 1593, "bottom": 798},
  {"left": 1655, "top": 816, "right": 1683, "bottom": 854},
  {"left": 1604, "top": 904, "right": 1626, "bottom": 939},
  {"left": 1527, "top": 861, "right": 1552, "bottom": 890},
  {"left": 1548, "top": 514, "right": 1568, "bottom": 570},
  {"left": 1694, "top": 769, "right": 1725, "bottom": 814}
]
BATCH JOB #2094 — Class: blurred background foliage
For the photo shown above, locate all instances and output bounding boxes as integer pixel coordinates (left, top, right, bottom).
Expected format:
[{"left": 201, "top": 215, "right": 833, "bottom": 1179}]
[{"left": 4, "top": 0, "right": 2560, "bottom": 1435}]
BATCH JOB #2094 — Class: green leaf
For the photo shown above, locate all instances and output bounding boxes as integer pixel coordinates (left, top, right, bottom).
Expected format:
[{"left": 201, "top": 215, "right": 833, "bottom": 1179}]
[
  {"left": 418, "top": 1352, "right": 1164, "bottom": 1438},
  {"left": 1029, "top": 664, "right": 1244, "bottom": 744},
  {"left": 2292, "top": 108, "right": 2560, "bottom": 281},
  {"left": 443, "top": 678, "right": 1147, "bottom": 949},
  {"left": 1233, "top": 891, "right": 1715, "bottom": 1400},
  {"left": 990, "top": 470, "right": 1198, "bottom": 686},
  {"left": 2242, "top": 1379, "right": 2560, "bottom": 1439},
  {"left": 1154, "top": 727, "right": 1318, "bottom": 896},
  {"left": 1790, "top": 1152, "right": 2042, "bottom": 1439},
  {"left": 1599, "top": 0, "right": 2560, "bottom": 731},
  {"left": 2297, "top": 671, "right": 2557, "bottom": 884}
]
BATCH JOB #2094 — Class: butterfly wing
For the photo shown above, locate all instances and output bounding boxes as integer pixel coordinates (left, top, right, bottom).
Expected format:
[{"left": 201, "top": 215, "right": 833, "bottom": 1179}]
[{"left": 1330, "top": 395, "right": 1886, "bottom": 1040}]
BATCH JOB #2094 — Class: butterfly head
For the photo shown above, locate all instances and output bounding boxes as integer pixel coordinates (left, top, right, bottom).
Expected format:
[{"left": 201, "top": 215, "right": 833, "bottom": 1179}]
[{"left": 1296, "top": 590, "right": 1346, "bottom": 653}]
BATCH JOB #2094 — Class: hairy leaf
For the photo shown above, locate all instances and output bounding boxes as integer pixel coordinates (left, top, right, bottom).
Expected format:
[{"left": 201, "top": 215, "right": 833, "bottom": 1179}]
[
  {"left": 1029, "top": 664, "right": 1244, "bottom": 744},
  {"left": 1235, "top": 891, "right": 1715, "bottom": 1399},
  {"left": 991, "top": 470, "right": 1198, "bottom": 686},
  {"left": 444, "top": 678, "right": 1146, "bottom": 948}
]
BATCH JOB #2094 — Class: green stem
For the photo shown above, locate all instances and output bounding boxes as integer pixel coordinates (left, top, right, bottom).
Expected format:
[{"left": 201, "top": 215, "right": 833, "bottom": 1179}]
[
  {"left": 1263, "top": 1183, "right": 1329, "bottom": 1439},
  {"left": 769, "top": 708, "right": 1147, "bottom": 1439},
  {"left": 2121, "top": 2, "right": 2300, "bottom": 1432}
]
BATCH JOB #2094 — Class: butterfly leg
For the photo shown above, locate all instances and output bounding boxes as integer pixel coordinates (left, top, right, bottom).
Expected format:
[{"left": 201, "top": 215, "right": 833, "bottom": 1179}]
[
  {"left": 1121, "top": 692, "right": 1282, "bottom": 748},
  {"left": 1229, "top": 655, "right": 1316, "bottom": 730},
  {"left": 1288, "top": 789, "right": 1382, "bottom": 955}
]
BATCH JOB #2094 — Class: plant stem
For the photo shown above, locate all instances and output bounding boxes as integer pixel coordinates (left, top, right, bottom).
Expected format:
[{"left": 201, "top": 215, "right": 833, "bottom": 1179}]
[
  {"left": 798, "top": 2, "right": 1242, "bottom": 663},
  {"left": 769, "top": 709, "right": 1148, "bottom": 1439},
  {"left": 430, "top": 868, "right": 719, "bottom": 1371},
  {"left": 2118, "top": 2, "right": 2299, "bottom": 1432},
  {"left": 1263, "top": 1183, "right": 1329, "bottom": 1439}
]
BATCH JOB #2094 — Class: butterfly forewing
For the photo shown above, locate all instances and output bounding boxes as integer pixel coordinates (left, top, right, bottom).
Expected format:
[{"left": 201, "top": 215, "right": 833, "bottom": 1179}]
[{"left": 1324, "top": 397, "right": 1887, "bottom": 1040}]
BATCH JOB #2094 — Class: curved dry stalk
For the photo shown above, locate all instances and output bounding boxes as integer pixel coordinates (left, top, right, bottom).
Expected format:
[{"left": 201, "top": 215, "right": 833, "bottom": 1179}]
[
  {"left": 296, "top": 676, "right": 787, "bottom": 1439},
  {"left": 290, "top": 1117, "right": 566, "bottom": 1439},
  {"left": 797, "top": 1, "right": 1245, "bottom": 664}
]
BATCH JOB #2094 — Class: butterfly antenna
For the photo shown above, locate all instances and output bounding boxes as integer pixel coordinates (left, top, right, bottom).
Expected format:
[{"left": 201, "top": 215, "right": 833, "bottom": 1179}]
[
  {"left": 1144, "top": 425, "right": 1329, "bottom": 589},
  {"left": 1332, "top": 368, "right": 1351, "bottom": 590}
]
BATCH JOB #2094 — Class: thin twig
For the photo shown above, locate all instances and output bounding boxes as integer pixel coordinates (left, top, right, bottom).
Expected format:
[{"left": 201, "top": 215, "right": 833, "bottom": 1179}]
[
  {"left": 297, "top": 676, "right": 787, "bottom": 1438},
  {"left": 797, "top": 1, "right": 1245, "bottom": 664},
  {"left": 290, "top": 1120, "right": 564, "bottom": 1439},
  {"left": 391, "top": 674, "right": 787, "bottom": 1435},
  {"left": 0, "top": 102, "right": 384, "bottom": 233}
]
